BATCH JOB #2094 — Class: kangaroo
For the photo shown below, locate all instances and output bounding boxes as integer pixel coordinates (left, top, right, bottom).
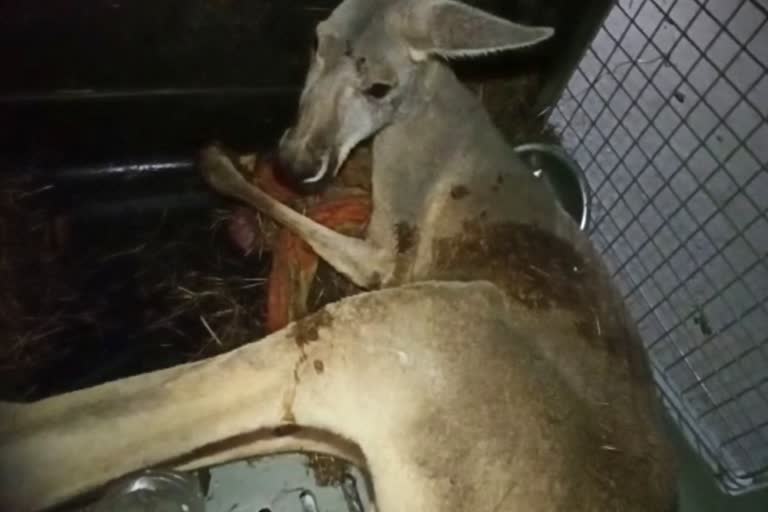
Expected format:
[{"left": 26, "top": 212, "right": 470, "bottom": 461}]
[{"left": 0, "top": 1, "right": 678, "bottom": 511}]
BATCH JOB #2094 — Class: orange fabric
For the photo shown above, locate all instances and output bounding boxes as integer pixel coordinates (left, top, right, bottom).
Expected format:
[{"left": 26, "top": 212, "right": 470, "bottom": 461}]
[
  {"left": 252, "top": 159, "right": 301, "bottom": 205},
  {"left": 265, "top": 196, "right": 372, "bottom": 333}
]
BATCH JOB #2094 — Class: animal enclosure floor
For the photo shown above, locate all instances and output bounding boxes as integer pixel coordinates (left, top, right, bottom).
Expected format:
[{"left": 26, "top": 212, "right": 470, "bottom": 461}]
[{"left": 0, "top": 199, "right": 269, "bottom": 401}]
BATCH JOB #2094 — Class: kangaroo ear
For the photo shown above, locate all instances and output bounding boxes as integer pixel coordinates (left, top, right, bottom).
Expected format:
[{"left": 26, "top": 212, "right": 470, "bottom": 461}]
[{"left": 397, "top": 0, "right": 555, "bottom": 61}]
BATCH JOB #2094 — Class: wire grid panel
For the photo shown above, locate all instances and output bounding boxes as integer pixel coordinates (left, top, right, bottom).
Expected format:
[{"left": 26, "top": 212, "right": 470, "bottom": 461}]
[{"left": 550, "top": 0, "right": 768, "bottom": 495}]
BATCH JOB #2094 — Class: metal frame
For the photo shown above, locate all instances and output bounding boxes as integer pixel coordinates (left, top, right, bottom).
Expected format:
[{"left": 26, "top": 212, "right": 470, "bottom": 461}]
[{"left": 550, "top": 0, "right": 768, "bottom": 495}]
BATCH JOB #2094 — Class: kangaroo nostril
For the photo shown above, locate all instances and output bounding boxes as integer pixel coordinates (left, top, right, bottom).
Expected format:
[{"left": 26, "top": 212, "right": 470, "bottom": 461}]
[
  {"left": 275, "top": 147, "right": 316, "bottom": 182},
  {"left": 274, "top": 128, "right": 333, "bottom": 186},
  {"left": 304, "top": 141, "right": 323, "bottom": 160}
]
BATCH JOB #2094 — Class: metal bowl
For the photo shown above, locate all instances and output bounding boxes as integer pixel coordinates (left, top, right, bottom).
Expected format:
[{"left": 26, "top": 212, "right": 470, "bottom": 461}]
[{"left": 513, "top": 142, "right": 591, "bottom": 232}]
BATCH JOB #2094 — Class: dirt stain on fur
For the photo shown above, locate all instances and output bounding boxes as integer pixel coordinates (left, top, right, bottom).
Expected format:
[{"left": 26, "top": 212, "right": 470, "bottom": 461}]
[
  {"left": 450, "top": 185, "right": 470, "bottom": 200},
  {"left": 491, "top": 173, "right": 504, "bottom": 192},
  {"left": 394, "top": 221, "right": 418, "bottom": 255},
  {"left": 291, "top": 309, "right": 334, "bottom": 348},
  {"left": 432, "top": 221, "right": 590, "bottom": 311},
  {"left": 306, "top": 452, "right": 350, "bottom": 487},
  {"left": 430, "top": 220, "right": 649, "bottom": 379},
  {"left": 282, "top": 309, "right": 335, "bottom": 422}
]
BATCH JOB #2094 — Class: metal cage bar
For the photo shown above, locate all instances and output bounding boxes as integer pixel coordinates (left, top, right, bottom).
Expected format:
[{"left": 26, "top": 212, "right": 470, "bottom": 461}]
[{"left": 550, "top": 0, "right": 768, "bottom": 495}]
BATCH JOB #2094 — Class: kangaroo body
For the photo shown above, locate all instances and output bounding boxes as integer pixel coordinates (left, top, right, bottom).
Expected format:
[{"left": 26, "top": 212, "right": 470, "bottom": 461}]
[{"left": 0, "top": 1, "right": 677, "bottom": 511}]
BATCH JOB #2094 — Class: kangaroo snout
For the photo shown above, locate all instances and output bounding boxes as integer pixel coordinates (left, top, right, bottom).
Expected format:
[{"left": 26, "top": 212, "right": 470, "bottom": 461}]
[{"left": 277, "top": 129, "right": 337, "bottom": 186}]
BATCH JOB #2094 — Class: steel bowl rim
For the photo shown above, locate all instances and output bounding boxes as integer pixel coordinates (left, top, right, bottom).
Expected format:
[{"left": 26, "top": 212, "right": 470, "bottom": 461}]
[{"left": 513, "top": 142, "right": 592, "bottom": 232}]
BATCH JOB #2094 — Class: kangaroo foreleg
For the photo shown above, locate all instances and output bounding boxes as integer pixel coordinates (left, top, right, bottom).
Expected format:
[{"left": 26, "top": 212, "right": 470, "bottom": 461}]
[{"left": 199, "top": 144, "right": 392, "bottom": 289}]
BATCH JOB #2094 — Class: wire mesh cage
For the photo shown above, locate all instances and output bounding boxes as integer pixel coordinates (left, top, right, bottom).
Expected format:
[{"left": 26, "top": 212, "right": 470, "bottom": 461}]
[{"left": 549, "top": 0, "right": 768, "bottom": 495}]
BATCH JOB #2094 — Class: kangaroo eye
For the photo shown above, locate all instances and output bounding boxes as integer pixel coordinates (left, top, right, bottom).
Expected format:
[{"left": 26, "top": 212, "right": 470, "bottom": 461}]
[{"left": 364, "top": 82, "right": 393, "bottom": 99}]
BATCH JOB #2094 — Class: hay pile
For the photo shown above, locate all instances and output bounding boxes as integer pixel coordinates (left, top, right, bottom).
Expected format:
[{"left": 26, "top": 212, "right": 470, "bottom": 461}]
[{"left": 0, "top": 182, "right": 268, "bottom": 401}]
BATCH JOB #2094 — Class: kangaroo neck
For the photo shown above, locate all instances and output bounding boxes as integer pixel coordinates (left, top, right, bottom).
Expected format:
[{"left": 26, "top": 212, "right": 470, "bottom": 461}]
[
  {"left": 370, "top": 61, "right": 516, "bottom": 212},
  {"left": 378, "top": 62, "right": 497, "bottom": 159},
  {"left": 373, "top": 61, "right": 515, "bottom": 180},
  {"left": 366, "top": 60, "right": 519, "bottom": 255}
]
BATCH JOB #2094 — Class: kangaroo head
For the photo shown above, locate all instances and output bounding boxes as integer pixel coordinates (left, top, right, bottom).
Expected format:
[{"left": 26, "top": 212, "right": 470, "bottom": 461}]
[{"left": 278, "top": 0, "right": 554, "bottom": 184}]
